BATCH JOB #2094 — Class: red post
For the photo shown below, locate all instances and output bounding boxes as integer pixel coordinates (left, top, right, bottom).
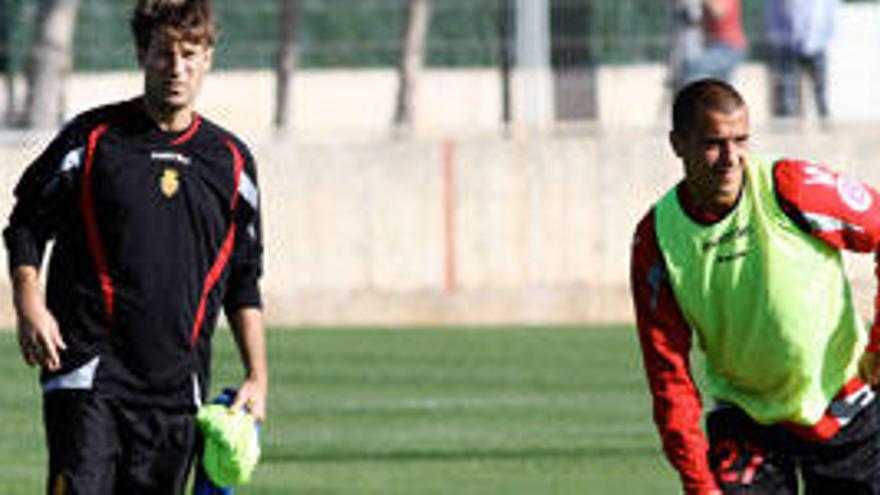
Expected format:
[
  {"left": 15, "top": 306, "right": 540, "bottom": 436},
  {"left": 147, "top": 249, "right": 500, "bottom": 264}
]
[{"left": 443, "top": 139, "right": 457, "bottom": 293}]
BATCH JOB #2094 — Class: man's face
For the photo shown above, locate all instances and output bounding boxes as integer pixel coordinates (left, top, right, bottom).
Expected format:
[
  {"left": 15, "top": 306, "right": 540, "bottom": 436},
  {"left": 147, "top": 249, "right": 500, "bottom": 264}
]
[
  {"left": 670, "top": 106, "right": 750, "bottom": 214},
  {"left": 140, "top": 30, "right": 213, "bottom": 116}
]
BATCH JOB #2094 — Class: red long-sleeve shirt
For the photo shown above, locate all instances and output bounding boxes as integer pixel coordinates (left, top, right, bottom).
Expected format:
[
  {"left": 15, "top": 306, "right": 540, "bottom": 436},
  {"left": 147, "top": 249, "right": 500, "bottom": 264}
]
[{"left": 630, "top": 158, "right": 880, "bottom": 494}]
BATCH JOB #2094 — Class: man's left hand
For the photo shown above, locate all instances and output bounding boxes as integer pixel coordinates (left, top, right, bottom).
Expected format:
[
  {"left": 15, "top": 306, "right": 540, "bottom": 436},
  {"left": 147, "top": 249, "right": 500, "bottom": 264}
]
[{"left": 231, "top": 376, "right": 267, "bottom": 421}]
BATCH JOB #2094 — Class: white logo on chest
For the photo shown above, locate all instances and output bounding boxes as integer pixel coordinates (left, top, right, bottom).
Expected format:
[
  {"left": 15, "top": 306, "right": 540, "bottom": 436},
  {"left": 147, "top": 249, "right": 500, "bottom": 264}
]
[{"left": 151, "top": 151, "right": 191, "bottom": 166}]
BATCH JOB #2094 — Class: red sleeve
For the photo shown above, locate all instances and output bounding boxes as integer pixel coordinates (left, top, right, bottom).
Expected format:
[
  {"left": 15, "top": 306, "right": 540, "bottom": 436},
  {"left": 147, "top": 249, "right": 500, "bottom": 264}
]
[
  {"left": 630, "top": 211, "right": 721, "bottom": 495},
  {"left": 773, "top": 159, "right": 880, "bottom": 350}
]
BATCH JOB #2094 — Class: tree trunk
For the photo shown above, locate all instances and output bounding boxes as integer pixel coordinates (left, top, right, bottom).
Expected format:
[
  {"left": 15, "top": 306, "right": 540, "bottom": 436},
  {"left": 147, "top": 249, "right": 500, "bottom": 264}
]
[
  {"left": 24, "top": 0, "right": 79, "bottom": 129},
  {"left": 274, "top": 0, "right": 299, "bottom": 132},
  {"left": 0, "top": 0, "right": 16, "bottom": 124},
  {"left": 392, "top": 0, "right": 430, "bottom": 138},
  {"left": 498, "top": 0, "right": 514, "bottom": 136}
]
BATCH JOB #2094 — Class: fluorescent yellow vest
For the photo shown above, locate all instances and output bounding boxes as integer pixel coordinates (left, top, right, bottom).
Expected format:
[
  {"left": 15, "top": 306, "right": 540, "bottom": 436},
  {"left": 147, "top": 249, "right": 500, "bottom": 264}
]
[{"left": 655, "top": 156, "right": 865, "bottom": 426}]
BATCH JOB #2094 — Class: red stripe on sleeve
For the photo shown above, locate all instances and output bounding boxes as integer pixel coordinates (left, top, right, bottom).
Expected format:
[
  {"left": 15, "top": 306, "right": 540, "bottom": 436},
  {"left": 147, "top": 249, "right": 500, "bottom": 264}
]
[
  {"left": 79, "top": 123, "right": 115, "bottom": 327},
  {"left": 190, "top": 224, "right": 237, "bottom": 344},
  {"left": 190, "top": 138, "right": 244, "bottom": 344}
]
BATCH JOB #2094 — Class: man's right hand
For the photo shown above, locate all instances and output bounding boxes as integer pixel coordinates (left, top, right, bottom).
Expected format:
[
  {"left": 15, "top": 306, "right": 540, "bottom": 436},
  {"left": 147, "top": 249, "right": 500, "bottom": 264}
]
[
  {"left": 859, "top": 349, "right": 880, "bottom": 388},
  {"left": 12, "top": 266, "right": 66, "bottom": 371}
]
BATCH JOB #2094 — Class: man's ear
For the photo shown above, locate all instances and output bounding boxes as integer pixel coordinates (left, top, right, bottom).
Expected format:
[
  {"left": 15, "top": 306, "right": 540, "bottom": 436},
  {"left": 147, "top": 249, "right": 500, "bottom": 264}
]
[
  {"left": 204, "top": 47, "right": 214, "bottom": 70},
  {"left": 669, "top": 130, "right": 685, "bottom": 158}
]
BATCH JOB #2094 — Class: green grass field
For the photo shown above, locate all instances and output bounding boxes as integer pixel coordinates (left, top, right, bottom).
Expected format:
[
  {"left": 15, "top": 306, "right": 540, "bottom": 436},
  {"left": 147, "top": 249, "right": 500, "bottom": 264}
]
[{"left": 0, "top": 325, "right": 679, "bottom": 494}]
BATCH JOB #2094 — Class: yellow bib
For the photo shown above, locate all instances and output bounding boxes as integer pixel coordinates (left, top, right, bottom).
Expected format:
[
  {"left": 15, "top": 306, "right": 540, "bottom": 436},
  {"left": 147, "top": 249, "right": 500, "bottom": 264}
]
[{"left": 655, "top": 156, "right": 864, "bottom": 425}]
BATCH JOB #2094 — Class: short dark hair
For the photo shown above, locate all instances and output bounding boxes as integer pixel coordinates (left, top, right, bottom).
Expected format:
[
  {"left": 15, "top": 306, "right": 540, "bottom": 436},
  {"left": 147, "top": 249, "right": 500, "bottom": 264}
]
[
  {"left": 131, "top": 0, "right": 215, "bottom": 53},
  {"left": 672, "top": 79, "right": 746, "bottom": 134}
]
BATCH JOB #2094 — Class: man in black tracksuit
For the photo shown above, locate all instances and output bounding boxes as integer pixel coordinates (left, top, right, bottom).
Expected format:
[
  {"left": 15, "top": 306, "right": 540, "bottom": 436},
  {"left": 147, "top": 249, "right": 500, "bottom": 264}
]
[{"left": 2, "top": 1, "right": 267, "bottom": 493}]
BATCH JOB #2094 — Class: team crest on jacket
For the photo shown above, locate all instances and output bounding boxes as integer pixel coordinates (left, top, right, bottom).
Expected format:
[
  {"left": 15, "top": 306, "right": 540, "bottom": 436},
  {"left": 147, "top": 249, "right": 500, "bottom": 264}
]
[{"left": 160, "top": 168, "right": 179, "bottom": 198}]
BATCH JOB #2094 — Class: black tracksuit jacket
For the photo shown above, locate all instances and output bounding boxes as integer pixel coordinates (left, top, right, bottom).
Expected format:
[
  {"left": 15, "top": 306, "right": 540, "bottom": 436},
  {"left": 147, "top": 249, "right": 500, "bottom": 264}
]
[{"left": 3, "top": 98, "right": 263, "bottom": 409}]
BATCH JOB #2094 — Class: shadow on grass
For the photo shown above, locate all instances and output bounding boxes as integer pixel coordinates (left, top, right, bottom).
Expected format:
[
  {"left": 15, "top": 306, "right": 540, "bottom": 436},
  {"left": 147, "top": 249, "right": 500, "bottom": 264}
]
[{"left": 265, "top": 445, "right": 659, "bottom": 464}]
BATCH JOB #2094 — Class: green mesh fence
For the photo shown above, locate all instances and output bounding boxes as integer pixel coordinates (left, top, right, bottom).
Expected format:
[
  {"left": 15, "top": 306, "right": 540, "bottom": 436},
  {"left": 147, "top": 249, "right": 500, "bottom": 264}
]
[{"left": 0, "top": 0, "right": 870, "bottom": 73}]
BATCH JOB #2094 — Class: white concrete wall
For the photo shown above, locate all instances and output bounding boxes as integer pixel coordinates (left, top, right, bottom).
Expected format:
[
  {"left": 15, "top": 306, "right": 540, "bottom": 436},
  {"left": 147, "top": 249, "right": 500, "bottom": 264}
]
[
  {"left": 3, "top": 124, "right": 880, "bottom": 328},
  {"left": 218, "top": 124, "right": 880, "bottom": 326}
]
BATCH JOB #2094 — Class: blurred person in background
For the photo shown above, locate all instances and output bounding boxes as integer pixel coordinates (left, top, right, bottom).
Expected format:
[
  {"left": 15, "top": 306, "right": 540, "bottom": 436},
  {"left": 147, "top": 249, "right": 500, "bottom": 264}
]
[
  {"left": 765, "top": 0, "right": 838, "bottom": 123},
  {"left": 669, "top": 0, "right": 704, "bottom": 93},
  {"left": 632, "top": 78, "right": 880, "bottom": 494},
  {"left": 680, "top": 0, "right": 748, "bottom": 88},
  {"left": 2, "top": 0, "right": 267, "bottom": 493}
]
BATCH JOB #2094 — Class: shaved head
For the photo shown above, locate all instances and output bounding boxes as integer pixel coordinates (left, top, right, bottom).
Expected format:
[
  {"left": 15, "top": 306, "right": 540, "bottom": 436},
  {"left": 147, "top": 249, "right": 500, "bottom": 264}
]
[{"left": 672, "top": 79, "right": 746, "bottom": 135}]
